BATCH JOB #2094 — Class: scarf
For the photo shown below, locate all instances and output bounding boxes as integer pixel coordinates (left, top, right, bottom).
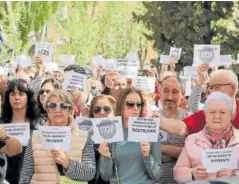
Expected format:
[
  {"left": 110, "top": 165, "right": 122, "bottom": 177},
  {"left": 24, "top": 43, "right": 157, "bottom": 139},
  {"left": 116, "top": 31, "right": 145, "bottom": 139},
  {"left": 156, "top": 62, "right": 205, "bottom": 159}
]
[{"left": 203, "top": 124, "right": 233, "bottom": 149}]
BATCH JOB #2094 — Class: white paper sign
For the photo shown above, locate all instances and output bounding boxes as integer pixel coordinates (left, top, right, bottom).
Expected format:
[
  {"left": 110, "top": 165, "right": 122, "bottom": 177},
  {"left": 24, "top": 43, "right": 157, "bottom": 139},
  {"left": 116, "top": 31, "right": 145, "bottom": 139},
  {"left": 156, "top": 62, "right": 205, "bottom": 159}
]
[
  {"left": 45, "top": 62, "right": 59, "bottom": 73},
  {"left": 127, "top": 51, "right": 140, "bottom": 67},
  {"left": 0, "top": 123, "right": 30, "bottom": 146},
  {"left": 92, "top": 116, "right": 124, "bottom": 144},
  {"left": 160, "top": 55, "right": 170, "bottom": 64},
  {"left": 35, "top": 42, "right": 53, "bottom": 63},
  {"left": 92, "top": 55, "right": 104, "bottom": 66},
  {"left": 116, "top": 59, "right": 139, "bottom": 78},
  {"left": 180, "top": 76, "right": 192, "bottom": 96},
  {"left": 202, "top": 148, "right": 237, "bottom": 173},
  {"left": 76, "top": 117, "right": 94, "bottom": 137},
  {"left": 62, "top": 71, "right": 87, "bottom": 91},
  {"left": 128, "top": 117, "right": 160, "bottom": 142},
  {"left": 132, "top": 76, "right": 155, "bottom": 93},
  {"left": 39, "top": 126, "right": 71, "bottom": 152},
  {"left": 219, "top": 55, "right": 232, "bottom": 66},
  {"left": 169, "top": 47, "right": 182, "bottom": 61},
  {"left": 15, "top": 56, "right": 32, "bottom": 67},
  {"left": 59, "top": 54, "right": 75, "bottom": 66},
  {"left": 193, "top": 45, "right": 220, "bottom": 67},
  {"left": 159, "top": 130, "right": 167, "bottom": 142},
  {"left": 103, "top": 59, "right": 116, "bottom": 70},
  {"left": 184, "top": 66, "right": 198, "bottom": 79}
]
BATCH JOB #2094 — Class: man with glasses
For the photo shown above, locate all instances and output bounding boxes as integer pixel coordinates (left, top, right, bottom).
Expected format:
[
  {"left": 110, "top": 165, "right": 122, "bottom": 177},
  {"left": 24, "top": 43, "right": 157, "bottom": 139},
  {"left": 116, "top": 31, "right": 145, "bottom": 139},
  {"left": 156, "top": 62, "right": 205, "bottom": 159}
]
[{"left": 160, "top": 69, "right": 239, "bottom": 136}]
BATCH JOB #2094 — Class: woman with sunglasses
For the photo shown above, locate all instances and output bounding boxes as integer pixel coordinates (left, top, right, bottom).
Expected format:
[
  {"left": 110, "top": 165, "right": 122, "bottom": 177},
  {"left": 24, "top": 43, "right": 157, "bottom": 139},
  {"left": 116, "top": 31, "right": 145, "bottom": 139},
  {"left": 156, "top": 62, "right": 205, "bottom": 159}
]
[
  {"left": 0, "top": 79, "right": 39, "bottom": 184},
  {"left": 99, "top": 87, "right": 162, "bottom": 184},
  {"left": 88, "top": 95, "right": 116, "bottom": 184},
  {"left": 37, "top": 78, "right": 62, "bottom": 126},
  {"left": 20, "top": 90, "right": 96, "bottom": 184}
]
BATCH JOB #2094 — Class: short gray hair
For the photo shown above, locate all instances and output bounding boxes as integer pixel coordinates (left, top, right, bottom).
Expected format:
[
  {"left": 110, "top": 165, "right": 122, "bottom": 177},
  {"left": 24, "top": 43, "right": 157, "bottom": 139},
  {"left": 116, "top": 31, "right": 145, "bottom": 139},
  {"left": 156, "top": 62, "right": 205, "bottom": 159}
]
[
  {"left": 204, "top": 92, "right": 233, "bottom": 112},
  {"left": 210, "top": 69, "right": 238, "bottom": 90}
]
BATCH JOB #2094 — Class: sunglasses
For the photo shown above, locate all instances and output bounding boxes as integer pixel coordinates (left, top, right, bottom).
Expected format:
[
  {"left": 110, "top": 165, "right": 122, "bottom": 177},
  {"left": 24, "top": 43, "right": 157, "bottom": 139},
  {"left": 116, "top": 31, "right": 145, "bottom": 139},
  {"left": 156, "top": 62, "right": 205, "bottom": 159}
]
[
  {"left": 47, "top": 102, "right": 72, "bottom": 111},
  {"left": 39, "top": 89, "right": 51, "bottom": 95},
  {"left": 125, "top": 101, "right": 144, "bottom": 109},
  {"left": 93, "top": 106, "right": 112, "bottom": 114}
]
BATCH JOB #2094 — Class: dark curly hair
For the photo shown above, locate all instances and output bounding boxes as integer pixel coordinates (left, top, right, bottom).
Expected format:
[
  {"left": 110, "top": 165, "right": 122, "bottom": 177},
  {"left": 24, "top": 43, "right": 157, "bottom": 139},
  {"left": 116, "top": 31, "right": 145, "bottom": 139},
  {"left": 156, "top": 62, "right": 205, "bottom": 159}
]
[
  {"left": 64, "top": 65, "right": 93, "bottom": 78},
  {"left": 1, "top": 79, "right": 39, "bottom": 129},
  {"left": 37, "top": 78, "right": 62, "bottom": 116}
]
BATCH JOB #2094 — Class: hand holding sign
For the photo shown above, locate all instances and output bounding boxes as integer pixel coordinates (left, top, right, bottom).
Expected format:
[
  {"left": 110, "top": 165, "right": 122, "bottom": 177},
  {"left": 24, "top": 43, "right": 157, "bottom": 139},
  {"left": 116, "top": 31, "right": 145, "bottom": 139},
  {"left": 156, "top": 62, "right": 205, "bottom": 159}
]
[
  {"left": 52, "top": 148, "right": 70, "bottom": 169},
  {"left": 196, "top": 64, "right": 209, "bottom": 87},
  {"left": 0, "top": 127, "right": 6, "bottom": 141},
  {"left": 140, "top": 141, "right": 150, "bottom": 157},
  {"left": 98, "top": 142, "right": 111, "bottom": 158},
  {"left": 216, "top": 168, "right": 233, "bottom": 178},
  {"left": 192, "top": 166, "right": 208, "bottom": 180}
]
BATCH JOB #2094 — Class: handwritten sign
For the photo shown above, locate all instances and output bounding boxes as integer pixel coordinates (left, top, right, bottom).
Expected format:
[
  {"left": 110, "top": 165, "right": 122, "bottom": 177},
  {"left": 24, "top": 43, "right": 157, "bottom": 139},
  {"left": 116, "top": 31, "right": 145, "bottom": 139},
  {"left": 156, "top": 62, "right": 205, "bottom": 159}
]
[
  {"left": 15, "top": 56, "right": 32, "bottom": 67},
  {"left": 76, "top": 117, "right": 93, "bottom": 137},
  {"left": 169, "top": 47, "right": 182, "bottom": 61},
  {"left": 116, "top": 59, "right": 138, "bottom": 78},
  {"left": 103, "top": 59, "right": 116, "bottom": 70},
  {"left": 184, "top": 66, "right": 198, "bottom": 79},
  {"left": 128, "top": 117, "right": 160, "bottom": 142},
  {"left": 193, "top": 45, "right": 220, "bottom": 67},
  {"left": 180, "top": 76, "right": 192, "bottom": 96},
  {"left": 159, "top": 55, "right": 170, "bottom": 64},
  {"left": 62, "top": 71, "right": 87, "bottom": 91},
  {"left": 58, "top": 54, "right": 75, "bottom": 66},
  {"left": 35, "top": 42, "right": 53, "bottom": 63},
  {"left": 0, "top": 123, "right": 30, "bottom": 146},
  {"left": 202, "top": 148, "right": 237, "bottom": 173},
  {"left": 159, "top": 130, "right": 168, "bottom": 142},
  {"left": 92, "top": 116, "right": 124, "bottom": 144},
  {"left": 45, "top": 62, "right": 59, "bottom": 73},
  {"left": 39, "top": 126, "right": 71, "bottom": 152},
  {"left": 131, "top": 76, "right": 155, "bottom": 93},
  {"left": 219, "top": 55, "right": 232, "bottom": 67}
]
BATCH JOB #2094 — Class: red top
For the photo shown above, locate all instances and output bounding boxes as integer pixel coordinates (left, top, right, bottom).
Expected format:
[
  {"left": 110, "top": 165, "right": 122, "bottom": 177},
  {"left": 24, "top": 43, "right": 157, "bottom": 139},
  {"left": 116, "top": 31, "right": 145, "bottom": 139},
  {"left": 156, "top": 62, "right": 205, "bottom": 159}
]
[{"left": 183, "top": 100, "right": 239, "bottom": 134}]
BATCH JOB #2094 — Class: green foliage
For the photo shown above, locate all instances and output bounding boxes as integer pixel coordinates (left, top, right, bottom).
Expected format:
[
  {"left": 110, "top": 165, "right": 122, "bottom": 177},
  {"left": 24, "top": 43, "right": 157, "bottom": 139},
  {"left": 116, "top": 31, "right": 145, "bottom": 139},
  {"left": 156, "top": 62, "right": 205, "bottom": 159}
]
[{"left": 133, "top": 1, "right": 239, "bottom": 68}]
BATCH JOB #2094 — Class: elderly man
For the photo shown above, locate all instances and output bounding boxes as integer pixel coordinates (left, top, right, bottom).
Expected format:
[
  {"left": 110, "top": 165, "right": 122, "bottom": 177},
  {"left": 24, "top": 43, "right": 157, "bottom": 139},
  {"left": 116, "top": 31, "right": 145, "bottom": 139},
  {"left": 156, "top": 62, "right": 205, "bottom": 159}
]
[
  {"left": 160, "top": 69, "right": 239, "bottom": 136},
  {"left": 158, "top": 75, "right": 191, "bottom": 184}
]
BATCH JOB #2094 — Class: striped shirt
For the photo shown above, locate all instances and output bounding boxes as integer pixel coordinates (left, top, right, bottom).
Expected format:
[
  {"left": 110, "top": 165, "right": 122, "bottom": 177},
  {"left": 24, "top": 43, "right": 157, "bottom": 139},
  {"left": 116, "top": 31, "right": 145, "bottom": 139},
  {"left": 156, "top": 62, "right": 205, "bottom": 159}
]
[
  {"left": 157, "top": 109, "right": 191, "bottom": 184},
  {"left": 19, "top": 135, "right": 96, "bottom": 183},
  {"left": 188, "top": 84, "right": 203, "bottom": 113}
]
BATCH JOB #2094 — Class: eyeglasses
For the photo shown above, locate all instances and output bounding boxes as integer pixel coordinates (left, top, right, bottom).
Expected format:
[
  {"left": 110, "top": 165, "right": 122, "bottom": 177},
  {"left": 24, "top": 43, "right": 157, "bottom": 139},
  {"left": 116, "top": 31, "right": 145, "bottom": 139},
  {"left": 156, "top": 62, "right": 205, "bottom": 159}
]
[
  {"left": 125, "top": 101, "right": 144, "bottom": 109},
  {"left": 93, "top": 106, "right": 112, "bottom": 114},
  {"left": 39, "top": 89, "right": 51, "bottom": 95},
  {"left": 47, "top": 102, "right": 72, "bottom": 111},
  {"left": 207, "top": 83, "right": 231, "bottom": 92}
]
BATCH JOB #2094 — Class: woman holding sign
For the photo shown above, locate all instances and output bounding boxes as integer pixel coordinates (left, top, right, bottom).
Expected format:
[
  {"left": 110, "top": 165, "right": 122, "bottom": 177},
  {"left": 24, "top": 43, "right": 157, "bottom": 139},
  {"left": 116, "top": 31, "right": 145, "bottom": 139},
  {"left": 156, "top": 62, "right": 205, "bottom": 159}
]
[
  {"left": 88, "top": 95, "right": 116, "bottom": 184},
  {"left": 174, "top": 92, "right": 239, "bottom": 183},
  {"left": 1, "top": 79, "right": 39, "bottom": 184},
  {"left": 99, "top": 87, "right": 162, "bottom": 184},
  {"left": 20, "top": 90, "right": 96, "bottom": 184}
]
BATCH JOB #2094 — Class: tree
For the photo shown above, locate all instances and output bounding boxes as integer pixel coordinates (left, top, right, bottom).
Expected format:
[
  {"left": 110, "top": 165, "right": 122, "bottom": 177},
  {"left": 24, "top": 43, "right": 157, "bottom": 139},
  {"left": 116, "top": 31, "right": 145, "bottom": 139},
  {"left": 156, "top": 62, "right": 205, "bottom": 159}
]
[{"left": 133, "top": 1, "right": 239, "bottom": 68}]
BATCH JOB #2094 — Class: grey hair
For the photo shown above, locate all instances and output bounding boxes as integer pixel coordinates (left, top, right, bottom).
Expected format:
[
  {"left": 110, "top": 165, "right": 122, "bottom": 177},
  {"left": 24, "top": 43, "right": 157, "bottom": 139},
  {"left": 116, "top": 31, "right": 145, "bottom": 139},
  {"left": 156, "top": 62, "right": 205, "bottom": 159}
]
[
  {"left": 204, "top": 92, "right": 233, "bottom": 112},
  {"left": 210, "top": 69, "right": 238, "bottom": 90}
]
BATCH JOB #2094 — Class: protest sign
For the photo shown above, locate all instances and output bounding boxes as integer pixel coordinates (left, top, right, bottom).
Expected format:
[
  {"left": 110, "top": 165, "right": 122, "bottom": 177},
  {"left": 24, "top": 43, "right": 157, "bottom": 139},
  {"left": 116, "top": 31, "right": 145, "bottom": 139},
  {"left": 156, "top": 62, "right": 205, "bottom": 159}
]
[
  {"left": 180, "top": 76, "right": 192, "bottom": 96},
  {"left": 128, "top": 117, "right": 160, "bottom": 142},
  {"left": 138, "top": 70, "right": 148, "bottom": 77},
  {"left": 169, "top": 47, "right": 182, "bottom": 61},
  {"left": 15, "top": 56, "right": 32, "bottom": 67},
  {"left": 131, "top": 76, "right": 155, "bottom": 93},
  {"left": 76, "top": 117, "right": 94, "bottom": 137},
  {"left": 127, "top": 51, "right": 140, "bottom": 67},
  {"left": 45, "top": 62, "right": 59, "bottom": 73},
  {"left": 219, "top": 55, "right": 232, "bottom": 67},
  {"left": 159, "top": 130, "right": 168, "bottom": 142},
  {"left": 103, "top": 59, "right": 116, "bottom": 70},
  {"left": 202, "top": 148, "right": 237, "bottom": 173},
  {"left": 35, "top": 42, "right": 53, "bottom": 63},
  {"left": 193, "top": 45, "right": 220, "bottom": 67},
  {"left": 39, "top": 126, "right": 71, "bottom": 152},
  {"left": 58, "top": 54, "right": 75, "bottom": 66},
  {"left": 92, "top": 116, "right": 124, "bottom": 144},
  {"left": 159, "top": 55, "right": 170, "bottom": 64},
  {"left": 116, "top": 59, "right": 138, "bottom": 78},
  {"left": 92, "top": 55, "right": 104, "bottom": 66},
  {"left": 0, "top": 123, "right": 30, "bottom": 146},
  {"left": 183, "top": 66, "right": 198, "bottom": 79},
  {"left": 62, "top": 71, "right": 87, "bottom": 91}
]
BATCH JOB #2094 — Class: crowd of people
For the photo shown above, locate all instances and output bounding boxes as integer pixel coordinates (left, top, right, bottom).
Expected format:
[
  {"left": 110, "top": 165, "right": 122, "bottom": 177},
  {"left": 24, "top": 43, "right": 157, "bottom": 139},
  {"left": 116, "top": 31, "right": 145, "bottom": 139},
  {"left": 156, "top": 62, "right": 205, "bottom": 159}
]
[{"left": 0, "top": 45, "right": 238, "bottom": 184}]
